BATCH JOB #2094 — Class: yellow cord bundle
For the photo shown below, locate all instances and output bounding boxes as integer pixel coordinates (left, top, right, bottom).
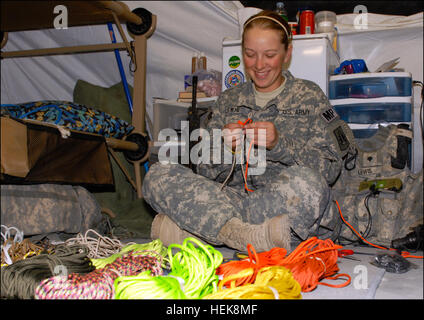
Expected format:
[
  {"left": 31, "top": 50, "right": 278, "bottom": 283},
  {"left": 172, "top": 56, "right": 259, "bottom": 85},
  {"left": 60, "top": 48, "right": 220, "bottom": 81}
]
[
  {"left": 203, "top": 266, "right": 302, "bottom": 300},
  {"left": 114, "top": 270, "right": 187, "bottom": 299}
]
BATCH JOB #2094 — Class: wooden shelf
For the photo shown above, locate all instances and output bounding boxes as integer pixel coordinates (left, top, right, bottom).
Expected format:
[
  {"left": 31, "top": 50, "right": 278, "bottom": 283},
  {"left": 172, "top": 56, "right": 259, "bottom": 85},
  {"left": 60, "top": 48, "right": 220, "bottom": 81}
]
[{"left": 1, "top": 1, "right": 141, "bottom": 32}]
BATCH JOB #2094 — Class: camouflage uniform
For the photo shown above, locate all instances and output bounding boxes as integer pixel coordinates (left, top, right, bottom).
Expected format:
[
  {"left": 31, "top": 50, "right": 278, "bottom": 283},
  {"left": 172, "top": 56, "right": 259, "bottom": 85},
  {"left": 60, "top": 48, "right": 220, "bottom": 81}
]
[
  {"left": 143, "top": 70, "right": 345, "bottom": 245},
  {"left": 1, "top": 184, "right": 104, "bottom": 236}
]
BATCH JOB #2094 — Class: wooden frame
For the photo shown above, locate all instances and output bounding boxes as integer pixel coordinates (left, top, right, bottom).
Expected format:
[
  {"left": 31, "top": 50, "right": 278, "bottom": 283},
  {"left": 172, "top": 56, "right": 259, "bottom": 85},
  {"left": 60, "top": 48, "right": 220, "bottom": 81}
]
[{"left": 1, "top": 1, "right": 156, "bottom": 198}]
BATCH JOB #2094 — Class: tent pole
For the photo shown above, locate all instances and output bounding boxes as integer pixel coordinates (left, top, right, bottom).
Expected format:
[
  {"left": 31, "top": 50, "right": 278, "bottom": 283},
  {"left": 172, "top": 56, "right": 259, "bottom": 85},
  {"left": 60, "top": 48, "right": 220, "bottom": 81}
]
[
  {"left": 98, "top": 1, "right": 142, "bottom": 26},
  {"left": 129, "top": 13, "right": 156, "bottom": 198},
  {"left": 0, "top": 43, "right": 127, "bottom": 59}
]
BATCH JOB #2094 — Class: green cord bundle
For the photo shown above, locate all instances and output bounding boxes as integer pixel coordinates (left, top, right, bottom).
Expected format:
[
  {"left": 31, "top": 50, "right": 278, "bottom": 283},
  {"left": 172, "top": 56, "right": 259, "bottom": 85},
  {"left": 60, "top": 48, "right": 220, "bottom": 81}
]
[
  {"left": 167, "top": 237, "right": 223, "bottom": 298},
  {"left": 90, "top": 239, "right": 169, "bottom": 269},
  {"left": 1, "top": 244, "right": 93, "bottom": 299},
  {"left": 113, "top": 237, "right": 223, "bottom": 299}
]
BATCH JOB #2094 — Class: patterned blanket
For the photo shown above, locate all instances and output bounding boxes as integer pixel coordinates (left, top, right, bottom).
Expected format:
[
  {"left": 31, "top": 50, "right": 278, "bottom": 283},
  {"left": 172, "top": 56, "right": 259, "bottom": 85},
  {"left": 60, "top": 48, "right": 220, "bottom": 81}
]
[{"left": 1, "top": 100, "right": 134, "bottom": 139}]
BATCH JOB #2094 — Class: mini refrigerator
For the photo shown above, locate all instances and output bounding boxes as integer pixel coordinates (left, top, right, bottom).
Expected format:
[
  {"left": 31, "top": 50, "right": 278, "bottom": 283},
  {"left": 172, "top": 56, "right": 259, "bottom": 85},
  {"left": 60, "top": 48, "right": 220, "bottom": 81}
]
[{"left": 222, "top": 33, "right": 340, "bottom": 96}]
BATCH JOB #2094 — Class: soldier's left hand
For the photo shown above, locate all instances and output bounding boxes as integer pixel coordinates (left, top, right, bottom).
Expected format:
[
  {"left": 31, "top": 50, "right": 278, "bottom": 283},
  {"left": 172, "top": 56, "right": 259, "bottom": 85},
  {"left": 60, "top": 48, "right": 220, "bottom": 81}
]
[{"left": 244, "top": 121, "right": 279, "bottom": 150}]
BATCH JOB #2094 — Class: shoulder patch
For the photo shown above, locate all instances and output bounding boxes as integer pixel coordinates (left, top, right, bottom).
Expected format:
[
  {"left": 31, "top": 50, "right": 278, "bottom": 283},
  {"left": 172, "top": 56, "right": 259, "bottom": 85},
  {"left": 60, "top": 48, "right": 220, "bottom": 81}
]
[
  {"left": 321, "top": 108, "right": 338, "bottom": 123},
  {"left": 333, "top": 126, "right": 350, "bottom": 151}
]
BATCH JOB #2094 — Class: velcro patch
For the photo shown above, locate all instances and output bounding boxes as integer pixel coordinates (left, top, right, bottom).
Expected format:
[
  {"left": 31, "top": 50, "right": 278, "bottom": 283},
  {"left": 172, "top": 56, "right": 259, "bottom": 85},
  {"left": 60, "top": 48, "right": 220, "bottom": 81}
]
[{"left": 333, "top": 126, "right": 350, "bottom": 151}]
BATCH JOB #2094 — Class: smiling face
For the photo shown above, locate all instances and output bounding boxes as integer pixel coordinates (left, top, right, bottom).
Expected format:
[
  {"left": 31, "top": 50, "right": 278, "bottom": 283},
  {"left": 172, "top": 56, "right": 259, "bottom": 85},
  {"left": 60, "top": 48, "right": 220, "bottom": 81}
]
[{"left": 243, "top": 27, "right": 292, "bottom": 93}]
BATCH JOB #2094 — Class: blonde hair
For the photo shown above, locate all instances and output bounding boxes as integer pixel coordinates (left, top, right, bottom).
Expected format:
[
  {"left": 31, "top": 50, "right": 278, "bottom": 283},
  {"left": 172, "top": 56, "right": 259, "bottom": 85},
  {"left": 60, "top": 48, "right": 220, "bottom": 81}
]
[{"left": 242, "top": 10, "right": 292, "bottom": 50}]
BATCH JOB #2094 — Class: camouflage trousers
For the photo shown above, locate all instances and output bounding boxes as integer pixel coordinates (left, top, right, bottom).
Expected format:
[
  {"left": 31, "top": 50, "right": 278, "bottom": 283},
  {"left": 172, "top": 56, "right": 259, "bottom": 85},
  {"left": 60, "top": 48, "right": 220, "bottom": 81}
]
[{"left": 142, "top": 162, "right": 331, "bottom": 245}]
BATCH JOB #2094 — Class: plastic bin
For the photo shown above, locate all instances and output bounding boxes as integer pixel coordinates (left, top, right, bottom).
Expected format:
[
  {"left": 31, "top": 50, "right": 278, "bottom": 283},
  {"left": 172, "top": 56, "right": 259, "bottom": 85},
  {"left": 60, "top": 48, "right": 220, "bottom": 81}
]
[
  {"left": 329, "top": 72, "right": 412, "bottom": 99},
  {"left": 352, "top": 128, "right": 378, "bottom": 139},
  {"left": 330, "top": 97, "right": 412, "bottom": 124},
  {"left": 349, "top": 123, "right": 411, "bottom": 139}
]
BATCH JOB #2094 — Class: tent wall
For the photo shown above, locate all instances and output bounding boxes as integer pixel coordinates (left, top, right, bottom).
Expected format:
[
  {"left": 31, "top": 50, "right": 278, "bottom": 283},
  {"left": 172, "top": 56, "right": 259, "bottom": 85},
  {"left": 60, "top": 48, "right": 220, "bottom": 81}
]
[
  {"left": 1, "top": 4, "right": 423, "bottom": 171},
  {"left": 0, "top": 1, "right": 241, "bottom": 135}
]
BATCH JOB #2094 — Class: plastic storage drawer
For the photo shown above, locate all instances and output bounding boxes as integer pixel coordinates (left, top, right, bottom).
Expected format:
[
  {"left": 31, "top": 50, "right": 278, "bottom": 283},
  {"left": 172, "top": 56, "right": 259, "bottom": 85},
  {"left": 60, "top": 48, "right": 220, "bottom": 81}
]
[
  {"left": 329, "top": 72, "right": 412, "bottom": 100},
  {"left": 352, "top": 128, "right": 378, "bottom": 139},
  {"left": 330, "top": 97, "right": 412, "bottom": 124}
]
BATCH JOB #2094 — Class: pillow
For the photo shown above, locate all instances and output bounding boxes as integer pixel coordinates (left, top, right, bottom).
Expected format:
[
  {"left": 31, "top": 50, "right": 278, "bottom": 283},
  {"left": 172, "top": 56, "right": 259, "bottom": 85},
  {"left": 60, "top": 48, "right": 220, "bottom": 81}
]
[
  {"left": 73, "top": 80, "right": 133, "bottom": 124},
  {"left": 0, "top": 100, "right": 134, "bottom": 139}
]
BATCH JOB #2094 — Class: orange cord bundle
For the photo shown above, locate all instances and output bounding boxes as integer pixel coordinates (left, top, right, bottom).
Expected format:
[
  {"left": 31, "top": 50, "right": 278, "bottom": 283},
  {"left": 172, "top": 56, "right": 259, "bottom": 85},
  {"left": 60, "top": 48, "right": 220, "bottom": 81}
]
[
  {"left": 279, "top": 237, "right": 350, "bottom": 292},
  {"left": 217, "top": 237, "right": 351, "bottom": 292},
  {"left": 217, "top": 245, "right": 288, "bottom": 287}
]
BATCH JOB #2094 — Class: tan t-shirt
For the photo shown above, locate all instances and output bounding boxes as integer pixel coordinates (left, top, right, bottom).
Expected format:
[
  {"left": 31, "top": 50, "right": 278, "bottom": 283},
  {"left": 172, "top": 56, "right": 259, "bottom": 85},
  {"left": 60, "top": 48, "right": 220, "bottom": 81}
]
[{"left": 253, "top": 78, "right": 286, "bottom": 107}]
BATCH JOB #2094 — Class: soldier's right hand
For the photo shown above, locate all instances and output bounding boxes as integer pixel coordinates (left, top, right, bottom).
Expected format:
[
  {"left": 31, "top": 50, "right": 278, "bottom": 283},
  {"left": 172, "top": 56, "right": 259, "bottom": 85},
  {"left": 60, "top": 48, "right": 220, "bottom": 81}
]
[{"left": 222, "top": 122, "right": 244, "bottom": 150}]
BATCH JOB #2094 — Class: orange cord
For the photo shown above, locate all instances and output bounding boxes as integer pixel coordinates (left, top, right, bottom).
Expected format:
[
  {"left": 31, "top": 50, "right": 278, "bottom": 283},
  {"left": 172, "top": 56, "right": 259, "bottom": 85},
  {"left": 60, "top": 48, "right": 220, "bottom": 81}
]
[
  {"left": 217, "top": 238, "right": 351, "bottom": 292},
  {"left": 335, "top": 200, "right": 423, "bottom": 259},
  {"left": 217, "top": 245, "right": 288, "bottom": 287},
  {"left": 237, "top": 118, "right": 254, "bottom": 192}
]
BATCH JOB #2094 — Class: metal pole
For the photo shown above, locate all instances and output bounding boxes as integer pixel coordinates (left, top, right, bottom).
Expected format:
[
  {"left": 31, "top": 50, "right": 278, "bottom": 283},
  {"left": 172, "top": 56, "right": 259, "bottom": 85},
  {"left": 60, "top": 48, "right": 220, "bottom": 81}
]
[{"left": 107, "top": 22, "right": 133, "bottom": 115}]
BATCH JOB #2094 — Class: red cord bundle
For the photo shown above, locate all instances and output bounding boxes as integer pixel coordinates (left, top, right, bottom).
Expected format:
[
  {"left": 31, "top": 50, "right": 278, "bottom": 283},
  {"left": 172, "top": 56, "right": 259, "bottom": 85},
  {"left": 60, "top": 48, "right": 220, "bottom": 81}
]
[{"left": 217, "top": 237, "right": 351, "bottom": 292}]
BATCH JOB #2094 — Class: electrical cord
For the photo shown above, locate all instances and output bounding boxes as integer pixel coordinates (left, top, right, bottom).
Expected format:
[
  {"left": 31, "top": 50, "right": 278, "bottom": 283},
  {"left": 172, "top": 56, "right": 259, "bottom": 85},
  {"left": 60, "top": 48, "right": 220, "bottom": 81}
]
[
  {"left": 412, "top": 80, "right": 423, "bottom": 144},
  {"left": 335, "top": 200, "right": 423, "bottom": 259},
  {"left": 362, "top": 191, "right": 375, "bottom": 240}
]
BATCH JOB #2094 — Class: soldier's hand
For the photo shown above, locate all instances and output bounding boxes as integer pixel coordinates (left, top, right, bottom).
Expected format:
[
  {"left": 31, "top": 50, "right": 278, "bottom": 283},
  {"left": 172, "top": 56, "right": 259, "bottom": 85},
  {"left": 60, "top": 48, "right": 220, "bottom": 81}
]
[
  {"left": 244, "top": 121, "right": 279, "bottom": 149},
  {"left": 223, "top": 122, "right": 244, "bottom": 150}
]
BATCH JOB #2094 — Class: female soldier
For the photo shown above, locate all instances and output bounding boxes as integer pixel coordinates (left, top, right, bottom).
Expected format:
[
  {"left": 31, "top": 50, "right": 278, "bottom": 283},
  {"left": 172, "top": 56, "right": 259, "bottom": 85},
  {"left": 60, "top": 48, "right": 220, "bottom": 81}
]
[{"left": 142, "top": 10, "right": 348, "bottom": 252}]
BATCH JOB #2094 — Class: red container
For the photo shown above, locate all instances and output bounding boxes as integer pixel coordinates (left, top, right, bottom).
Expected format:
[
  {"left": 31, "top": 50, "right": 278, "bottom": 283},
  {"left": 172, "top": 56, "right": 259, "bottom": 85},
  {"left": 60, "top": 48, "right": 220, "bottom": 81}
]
[
  {"left": 289, "top": 22, "right": 298, "bottom": 35},
  {"left": 300, "top": 10, "right": 314, "bottom": 34}
]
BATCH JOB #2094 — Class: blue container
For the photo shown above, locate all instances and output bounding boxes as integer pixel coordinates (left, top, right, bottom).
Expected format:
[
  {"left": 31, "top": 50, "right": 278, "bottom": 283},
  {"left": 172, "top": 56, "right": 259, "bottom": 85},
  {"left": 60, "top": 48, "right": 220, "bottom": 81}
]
[
  {"left": 329, "top": 72, "right": 412, "bottom": 100},
  {"left": 352, "top": 129, "right": 378, "bottom": 139},
  {"left": 333, "top": 101, "right": 412, "bottom": 124}
]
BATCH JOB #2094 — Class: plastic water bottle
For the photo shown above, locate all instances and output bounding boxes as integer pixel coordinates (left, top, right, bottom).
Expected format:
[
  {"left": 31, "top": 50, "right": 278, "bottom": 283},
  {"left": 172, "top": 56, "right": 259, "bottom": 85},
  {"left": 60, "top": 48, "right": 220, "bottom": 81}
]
[
  {"left": 198, "top": 52, "right": 207, "bottom": 71},
  {"left": 275, "top": 2, "right": 289, "bottom": 22}
]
